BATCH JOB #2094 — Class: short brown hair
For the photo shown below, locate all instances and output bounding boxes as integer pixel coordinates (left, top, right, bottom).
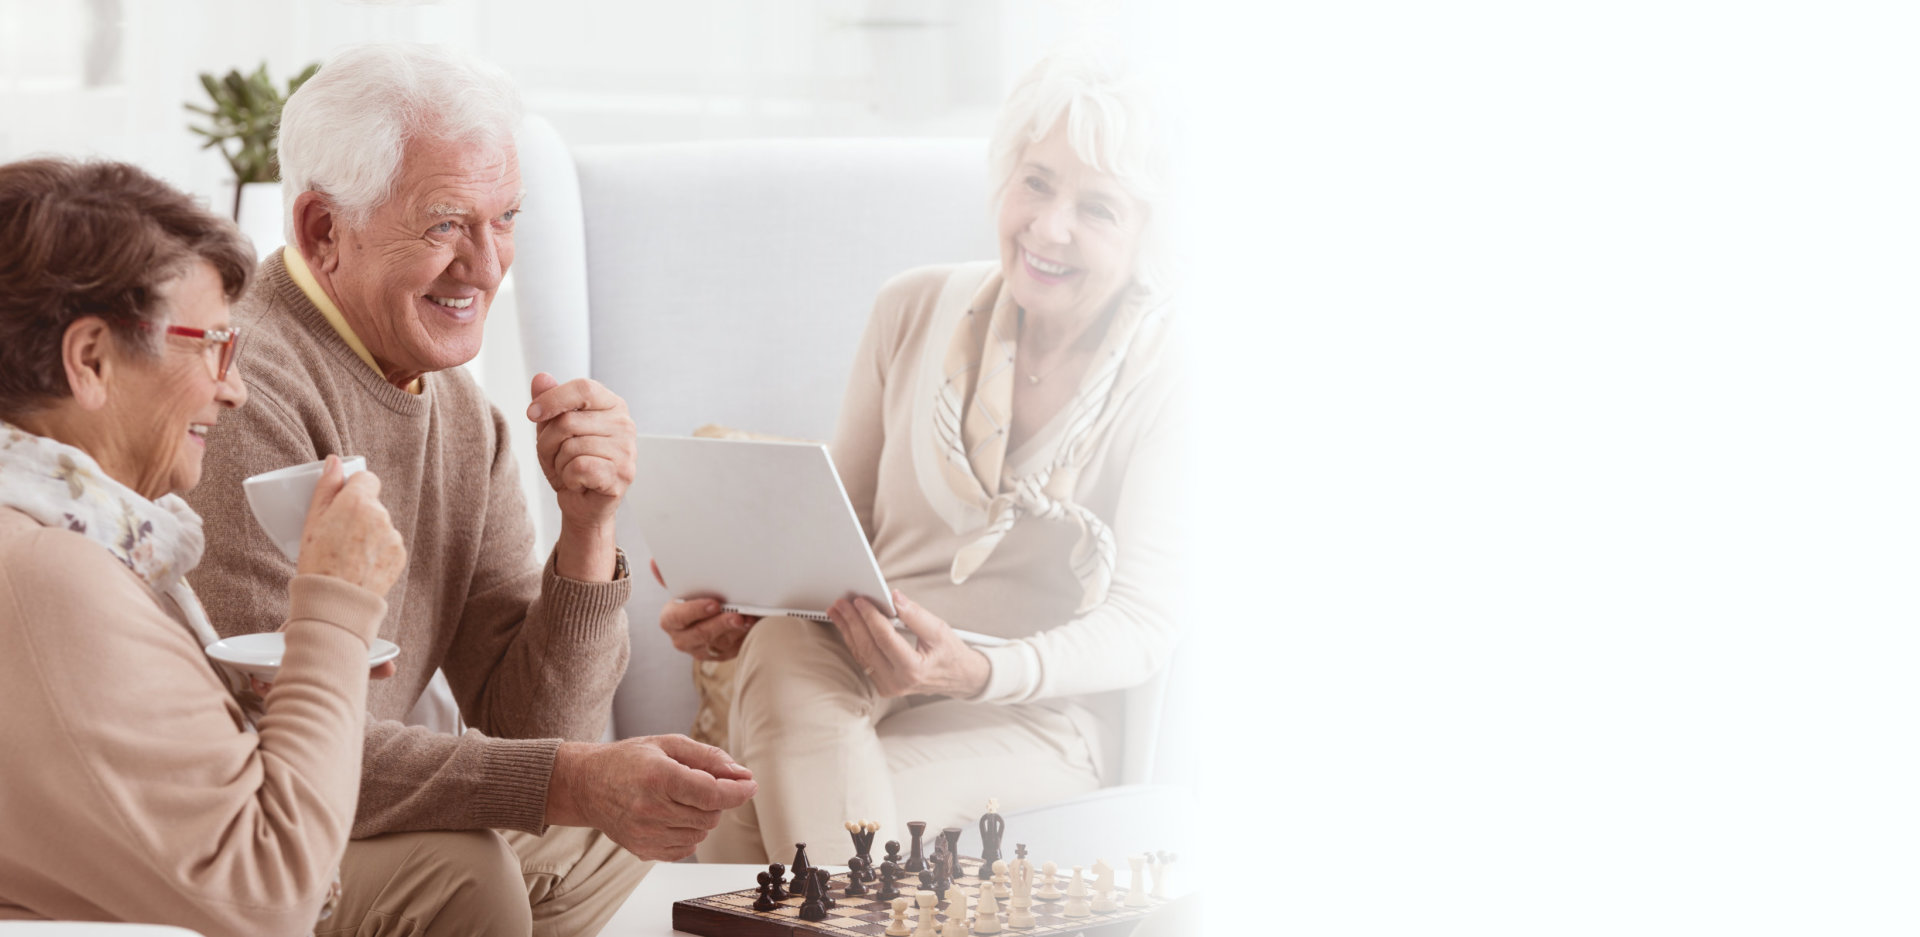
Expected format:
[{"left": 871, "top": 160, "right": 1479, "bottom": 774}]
[{"left": 0, "top": 158, "right": 254, "bottom": 419}]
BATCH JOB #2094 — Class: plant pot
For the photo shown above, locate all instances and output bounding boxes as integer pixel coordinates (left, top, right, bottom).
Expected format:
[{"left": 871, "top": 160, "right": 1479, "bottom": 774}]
[{"left": 224, "top": 180, "right": 285, "bottom": 260}]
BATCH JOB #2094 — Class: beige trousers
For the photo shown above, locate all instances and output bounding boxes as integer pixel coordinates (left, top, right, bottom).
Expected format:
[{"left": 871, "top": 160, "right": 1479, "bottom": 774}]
[
  {"left": 697, "top": 616, "right": 1101, "bottom": 864},
  {"left": 320, "top": 825, "right": 649, "bottom": 937}
]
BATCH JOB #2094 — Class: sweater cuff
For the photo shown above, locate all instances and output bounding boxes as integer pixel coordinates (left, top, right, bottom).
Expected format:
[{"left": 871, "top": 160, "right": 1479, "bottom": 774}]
[
  {"left": 967, "top": 640, "right": 1041, "bottom": 704},
  {"left": 286, "top": 573, "right": 388, "bottom": 645},
  {"left": 538, "top": 549, "right": 633, "bottom": 643},
  {"left": 471, "top": 736, "right": 565, "bottom": 834}
]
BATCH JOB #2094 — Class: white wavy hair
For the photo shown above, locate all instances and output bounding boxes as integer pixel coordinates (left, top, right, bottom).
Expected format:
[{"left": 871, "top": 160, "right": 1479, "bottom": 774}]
[
  {"left": 989, "top": 47, "right": 1171, "bottom": 296},
  {"left": 279, "top": 43, "right": 522, "bottom": 238}
]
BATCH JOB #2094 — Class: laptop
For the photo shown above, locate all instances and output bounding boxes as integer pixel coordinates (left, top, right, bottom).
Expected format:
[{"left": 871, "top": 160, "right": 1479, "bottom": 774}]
[{"left": 628, "top": 435, "right": 1006, "bottom": 647}]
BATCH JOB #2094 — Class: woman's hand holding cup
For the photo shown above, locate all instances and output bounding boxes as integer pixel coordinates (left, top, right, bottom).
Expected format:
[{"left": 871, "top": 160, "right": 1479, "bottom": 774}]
[{"left": 295, "top": 455, "right": 407, "bottom": 596}]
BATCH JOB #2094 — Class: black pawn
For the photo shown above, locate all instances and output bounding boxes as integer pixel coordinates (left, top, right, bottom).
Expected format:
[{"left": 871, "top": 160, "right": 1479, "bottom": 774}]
[
  {"left": 845, "top": 857, "right": 870, "bottom": 897},
  {"left": 768, "top": 863, "right": 789, "bottom": 901},
  {"left": 815, "top": 868, "right": 837, "bottom": 909},
  {"left": 790, "top": 843, "right": 813, "bottom": 886},
  {"left": 876, "top": 859, "right": 902, "bottom": 903},
  {"left": 905, "top": 821, "right": 927, "bottom": 873},
  {"left": 798, "top": 865, "right": 827, "bottom": 922},
  {"left": 753, "top": 871, "right": 778, "bottom": 912}
]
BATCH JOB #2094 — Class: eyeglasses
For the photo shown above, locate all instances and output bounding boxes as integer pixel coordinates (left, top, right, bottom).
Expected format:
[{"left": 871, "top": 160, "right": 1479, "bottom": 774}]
[{"left": 133, "top": 321, "right": 243, "bottom": 382}]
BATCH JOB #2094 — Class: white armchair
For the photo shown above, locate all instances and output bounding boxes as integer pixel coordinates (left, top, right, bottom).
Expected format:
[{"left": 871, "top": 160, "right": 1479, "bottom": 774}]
[{"left": 510, "top": 116, "right": 1195, "bottom": 862}]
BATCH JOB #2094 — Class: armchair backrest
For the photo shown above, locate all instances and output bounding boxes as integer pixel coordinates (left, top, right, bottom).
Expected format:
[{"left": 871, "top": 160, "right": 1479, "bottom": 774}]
[{"left": 513, "top": 116, "right": 995, "bottom": 738}]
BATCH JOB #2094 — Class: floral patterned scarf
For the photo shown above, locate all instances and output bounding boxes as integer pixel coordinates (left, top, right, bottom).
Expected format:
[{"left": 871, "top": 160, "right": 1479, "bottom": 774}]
[{"left": 0, "top": 421, "right": 341, "bottom": 927}]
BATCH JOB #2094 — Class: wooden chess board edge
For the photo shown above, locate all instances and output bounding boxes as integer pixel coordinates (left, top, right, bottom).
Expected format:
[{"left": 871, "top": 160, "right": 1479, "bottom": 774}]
[
  {"left": 670, "top": 897, "right": 1148, "bottom": 937},
  {"left": 672, "top": 901, "right": 801, "bottom": 937}
]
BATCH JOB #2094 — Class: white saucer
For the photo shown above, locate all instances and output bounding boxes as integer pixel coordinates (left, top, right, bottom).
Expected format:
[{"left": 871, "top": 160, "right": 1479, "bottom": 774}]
[{"left": 206, "top": 632, "right": 400, "bottom": 680}]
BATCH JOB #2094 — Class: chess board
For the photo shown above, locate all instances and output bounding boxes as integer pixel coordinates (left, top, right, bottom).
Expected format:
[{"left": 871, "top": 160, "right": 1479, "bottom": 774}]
[{"left": 671, "top": 860, "right": 1161, "bottom": 937}]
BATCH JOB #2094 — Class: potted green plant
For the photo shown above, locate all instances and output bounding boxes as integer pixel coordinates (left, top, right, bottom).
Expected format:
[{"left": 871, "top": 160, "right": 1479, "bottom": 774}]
[{"left": 184, "top": 61, "right": 319, "bottom": 246}]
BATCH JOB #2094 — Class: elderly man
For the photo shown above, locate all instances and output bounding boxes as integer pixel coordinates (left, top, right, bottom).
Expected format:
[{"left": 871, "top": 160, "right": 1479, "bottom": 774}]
[{"left": 186, "top": 44, "right": 755, "bottom": 936}]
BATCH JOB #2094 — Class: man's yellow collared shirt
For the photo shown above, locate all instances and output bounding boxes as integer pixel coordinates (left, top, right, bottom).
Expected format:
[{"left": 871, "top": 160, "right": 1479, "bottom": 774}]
[{"left": 282, "top": 246, "right": 422, "bottom": 395}]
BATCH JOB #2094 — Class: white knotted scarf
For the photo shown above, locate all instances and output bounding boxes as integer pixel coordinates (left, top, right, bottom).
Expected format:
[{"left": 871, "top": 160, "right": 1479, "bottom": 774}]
[{"left": 929, "top": 271, "right": 1169, "bottom": 613}]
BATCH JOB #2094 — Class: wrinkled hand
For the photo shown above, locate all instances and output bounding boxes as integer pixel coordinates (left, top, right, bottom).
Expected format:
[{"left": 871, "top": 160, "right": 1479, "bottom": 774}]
[
  {"left": 654, "top": 560, "right": 759, "bottom": 661},
  {"left": 547, "top": 735, "right": 757, "bottom": 860},
  {"left": 527, "top": 372, "right": 636, "bottom": 532},
  {"left": 295, "top": 455, "right": 407, "bottom": 595},
  {"left": 829, "top": 589, "right": 990, "bottom": 698}
]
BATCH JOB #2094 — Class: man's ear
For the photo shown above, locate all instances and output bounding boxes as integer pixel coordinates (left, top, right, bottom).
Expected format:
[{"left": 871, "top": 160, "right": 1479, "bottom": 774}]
[
  {"left": 291, "top": 190, "right": 340, "bottom": 273},
  {"left": 61, "top": 317, "right": 117, "bottom": 411}
]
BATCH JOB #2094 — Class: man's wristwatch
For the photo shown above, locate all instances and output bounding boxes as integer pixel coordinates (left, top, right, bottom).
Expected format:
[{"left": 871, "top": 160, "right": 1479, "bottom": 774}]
[{"left": 611, "top": 547, "right": 630, "bottom": 581}]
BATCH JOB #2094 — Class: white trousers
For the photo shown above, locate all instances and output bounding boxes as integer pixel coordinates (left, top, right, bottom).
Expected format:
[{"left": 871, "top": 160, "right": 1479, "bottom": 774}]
[{"left": 697, "top": 616, "right": 1101, "bottom": 864}]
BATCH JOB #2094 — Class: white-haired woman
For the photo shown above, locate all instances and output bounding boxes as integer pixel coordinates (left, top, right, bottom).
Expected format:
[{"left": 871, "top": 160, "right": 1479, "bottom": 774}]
[{"left": 662, "top": 50, "right": 1183, "bottom": 862}]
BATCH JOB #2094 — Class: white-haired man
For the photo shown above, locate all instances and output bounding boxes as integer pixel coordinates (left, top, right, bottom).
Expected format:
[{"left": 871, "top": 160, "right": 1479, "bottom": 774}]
[{"left": 187, "top": 44, "right": 755, "bottom": 936}]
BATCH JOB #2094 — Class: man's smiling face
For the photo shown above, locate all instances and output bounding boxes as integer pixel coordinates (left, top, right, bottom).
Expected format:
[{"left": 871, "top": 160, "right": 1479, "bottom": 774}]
[{"left": 320, "top": 132, "right": 523, "bottom": 387}]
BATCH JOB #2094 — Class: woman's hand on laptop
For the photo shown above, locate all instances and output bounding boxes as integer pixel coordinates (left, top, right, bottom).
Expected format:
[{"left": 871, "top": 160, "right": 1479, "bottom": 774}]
[
  {"left": 655, "top": 562, "right": 760, "bottom": 661},
  {"left": 829, "top": 590, "right": 990, "bottom": 699}
]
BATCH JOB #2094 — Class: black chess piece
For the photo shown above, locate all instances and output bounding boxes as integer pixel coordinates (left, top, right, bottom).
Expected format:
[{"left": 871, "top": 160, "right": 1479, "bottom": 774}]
[
  {"left": 845, "top": 856, "right": 870, "bottom": 897},
  {"left": 1014, "top": 843, "right": 1028, "bottom": 863},
  {"left": 977, "top": 809, "right": 1005, "bottom": 878},
  {"left": 905, "top": 821, "right": 927, "bottom": 874},
  {"left": 790, "top": 842, "right": 813, "bottom": 886},
  {"left": 815, "top": 868, "right": 837, "bottom": 909},
  {"left": 938, "top": 827, "right": 963, "bottom": 884},
  {"left": 753, "top": 871, "right": 778, "bottom": 912},
  {"left": 853, "top": 826, "right": 878, "bottom": 882},
  {"left": 876, "top": 858, "right": 902, "bottom": 903},
  {"left": 928, "top": 836, "right": 953, "bottom": 902},
  {"left": 768, "top": 862, "right": 789, "bottom": 901},
  {"left": 798, "top": 864, "right": 827, "bottom": 922},
  {"left": 885, "top": 839, "right": 904, "bottom": 866}
]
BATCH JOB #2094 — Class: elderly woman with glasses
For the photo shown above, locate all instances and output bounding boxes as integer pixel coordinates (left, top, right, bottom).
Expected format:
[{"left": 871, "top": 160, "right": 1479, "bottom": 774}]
[
  {"left": 0, "top": 158, "right": 406, "bottom": 935},
  {"left": 661, "top": 49, "right": 1184, "bottom": 862}
]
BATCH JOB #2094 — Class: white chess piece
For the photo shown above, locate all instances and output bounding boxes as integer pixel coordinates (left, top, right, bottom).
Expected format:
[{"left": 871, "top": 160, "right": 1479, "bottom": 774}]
[
  {"left": 886, "top": 896, "right": 913, "bottom": 936},
  {"left": 1125, "top": 855, "right": 1150, "bottom": 908},
  {"left": 1007, "top": 859, "right": 1036, "bottom": 929},
  {"left": 941, "top": 884, "right": 971, "bottom": 937},
  {"left": 1090, "top": 859, "right": 1116, "bottom": 912},
  {"left": 1036, "top": 861, "right": 1062, "bottom": 900},
  {"left": 991, "top": 859, "right": 1011, "bottom": 899},
  {"left": 1150, "top": 855, "right": 1172, "bottom": 900},
  {"left": 1062, "top": 866, "right": 1091, "bottom": 918},
  {"left": 913, "top": 890, "right": 940, "bottom": 937},
  {"left": 975, "top": 885, "right": 1003, "bottom": 934}
]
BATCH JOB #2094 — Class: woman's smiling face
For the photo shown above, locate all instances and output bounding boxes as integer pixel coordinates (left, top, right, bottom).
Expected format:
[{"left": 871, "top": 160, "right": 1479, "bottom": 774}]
[{"left": 997, "top": 124, "right": 1145, "bottom": 327}]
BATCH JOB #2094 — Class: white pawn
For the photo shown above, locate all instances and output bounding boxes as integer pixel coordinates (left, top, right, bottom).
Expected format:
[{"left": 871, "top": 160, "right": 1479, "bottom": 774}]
[
  {"left": 1035, "top": 861, "right": 1062, "bottom": 900},
  {"left": 975, "top": 885, "right": 1003, "bottom": 934},
  {"left": 941, "top": 884, "right": 971, "bottom": 937},
  {"left": 1090, "top": 859, "right": 1116, "bottom": 912},
  {"left": 1124, "top": 856, "right": 1150, "bottom": 908},
  {"left": 886, "top": 896, "right": 913, "bottom": 936},
  {"left": 1062, "top": 866, "right": 1091, "bottom": 918},
  {"left": 912, "top": 890, "right": 940, "bottom": 937},
  {"left": 991, "top": 859, "right": 1012, "bottom": 899}
]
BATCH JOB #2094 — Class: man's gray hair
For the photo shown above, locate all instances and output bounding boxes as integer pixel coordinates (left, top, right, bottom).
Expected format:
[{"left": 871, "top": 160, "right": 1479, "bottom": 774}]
[
  {"left": 989, "top": 46, "right": 1172, "bottom": 295},
  {"left": 279, "top": 43, "right": 523, "bottom": 238}
]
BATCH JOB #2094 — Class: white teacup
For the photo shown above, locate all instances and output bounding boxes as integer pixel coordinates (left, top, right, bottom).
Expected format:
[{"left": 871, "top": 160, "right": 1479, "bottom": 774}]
[{"left": 243, "top": 456, "right": 366, "bottom": 561}]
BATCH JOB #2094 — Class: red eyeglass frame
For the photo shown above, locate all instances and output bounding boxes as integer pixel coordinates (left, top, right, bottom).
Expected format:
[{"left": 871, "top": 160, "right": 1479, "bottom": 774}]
[{"left": 131, "top": 321, "right": 243, "bottom": 382}]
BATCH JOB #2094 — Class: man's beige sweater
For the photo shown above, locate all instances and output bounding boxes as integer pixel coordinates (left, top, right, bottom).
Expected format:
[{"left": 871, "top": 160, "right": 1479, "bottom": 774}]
[
  {"left": 185, "top": 251, "right": 632, "bottom": 837},
  {"left": 0, "top": 508, "right": 386, "bottom": 934}
]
